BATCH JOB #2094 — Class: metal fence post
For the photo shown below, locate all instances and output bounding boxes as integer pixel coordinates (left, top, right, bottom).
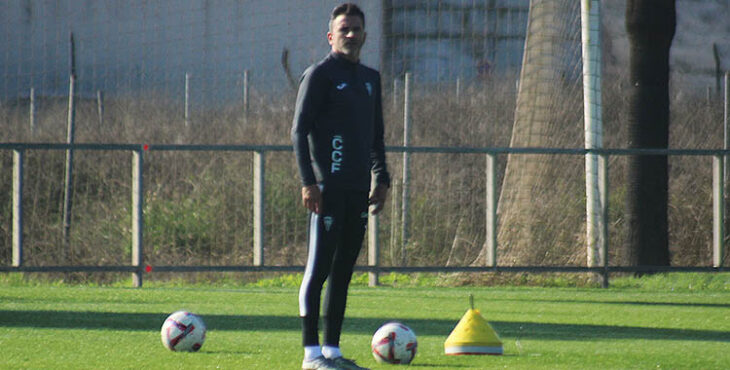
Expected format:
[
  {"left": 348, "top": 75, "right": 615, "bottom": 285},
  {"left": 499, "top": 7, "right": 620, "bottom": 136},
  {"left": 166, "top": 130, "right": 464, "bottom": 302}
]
[
  {"left": 401, "top": 72, "right": 412, "bottom": 266},
  {"left": 253, "top": 151, "right": 265, "bottom": 266},
  {"left": 713, "top": 155, "right": 724, "bottom": 268},
  {"left": 722, "top": 72, "right": 730, "bottom": 260},
  {"left": 368, "top": 178, "right": 380, "bottom": 287},
  {"left": 13, "top": 150, "right": 24, "bottom": 267},
  {"left": 486, "top": 153, "right": 497, "bottom": 267},
  {"left": 599, "top": 153, "right": 609, "bottom": 287},
  {"left": 132, "top": 149, "right": 144, "bottom": 287}
]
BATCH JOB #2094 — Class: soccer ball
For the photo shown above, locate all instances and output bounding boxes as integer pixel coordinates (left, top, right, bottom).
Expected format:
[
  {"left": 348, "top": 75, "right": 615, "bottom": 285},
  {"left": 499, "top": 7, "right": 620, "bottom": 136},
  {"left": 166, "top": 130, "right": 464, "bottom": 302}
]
[
  {"left": 160, "top": 311, "right": 206, "bottom": 352},
  {"left": 371, "top": 322, "right": 418, "bottom": 364}
]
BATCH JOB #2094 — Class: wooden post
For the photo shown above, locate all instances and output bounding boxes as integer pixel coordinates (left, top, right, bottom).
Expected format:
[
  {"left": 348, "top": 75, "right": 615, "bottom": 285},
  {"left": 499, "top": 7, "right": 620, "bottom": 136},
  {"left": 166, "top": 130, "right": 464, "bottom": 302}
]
[
  {"left": 253, "top": 151, "right": 265, "bottom": 266},
  {"left": 13, "top": 150, "right": 24, "bottom": 267},
  {"left": 132, "top": 149, "right": 144, "bottom": 287}
]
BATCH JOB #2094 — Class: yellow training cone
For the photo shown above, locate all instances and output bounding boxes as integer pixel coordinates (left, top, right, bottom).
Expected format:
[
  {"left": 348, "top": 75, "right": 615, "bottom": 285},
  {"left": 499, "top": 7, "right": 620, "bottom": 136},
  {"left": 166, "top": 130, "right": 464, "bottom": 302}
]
[{"left": 444, "top": 295, "right": 503, "bottom": 355}]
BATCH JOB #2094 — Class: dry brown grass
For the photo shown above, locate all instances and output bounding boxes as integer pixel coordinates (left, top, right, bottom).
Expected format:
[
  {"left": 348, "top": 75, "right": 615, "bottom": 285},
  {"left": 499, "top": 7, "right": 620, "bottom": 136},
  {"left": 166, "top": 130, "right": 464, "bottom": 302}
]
[{"left": 0, "top": 75, "right": 726, "bottom": 282}]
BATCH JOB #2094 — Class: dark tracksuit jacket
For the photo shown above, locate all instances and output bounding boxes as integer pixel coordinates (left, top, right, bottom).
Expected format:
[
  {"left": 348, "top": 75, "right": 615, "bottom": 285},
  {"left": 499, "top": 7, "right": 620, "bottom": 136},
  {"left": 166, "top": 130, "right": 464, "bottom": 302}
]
[{"left": 291, "top": 52, "right": 390, "bottom": 346}]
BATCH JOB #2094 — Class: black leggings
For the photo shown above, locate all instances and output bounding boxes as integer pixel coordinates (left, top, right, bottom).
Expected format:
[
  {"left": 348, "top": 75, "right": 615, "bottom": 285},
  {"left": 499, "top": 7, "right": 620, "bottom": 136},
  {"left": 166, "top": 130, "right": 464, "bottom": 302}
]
[{"left": 299, "top": 188, "right": 369, "bottom": 346}]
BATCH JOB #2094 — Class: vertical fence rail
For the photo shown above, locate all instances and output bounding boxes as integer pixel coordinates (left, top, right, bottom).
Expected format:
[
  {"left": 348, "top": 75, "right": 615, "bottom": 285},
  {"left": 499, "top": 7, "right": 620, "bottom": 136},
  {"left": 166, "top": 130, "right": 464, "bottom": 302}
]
[
  {"left": 713, "top": 155, "right": 724, "bottom": 268},
  {"left": 485, "top": 153, "right": 497, "bottom": 267},
  {"left": 132, "top": 149, "right": 144, "bottom": 287},
  {"left": 253, "top": 151, "right": 265, "bottom": 266},
  {"left": 62, "top": 75, "right": 76, "bottom": 259},
  {"left": 581, "top": 0, "right": 603, "bottom": 268},
  {"left": 368, "top": 178, "right": 380, "bottom": 287},
  {"left": 12, "top": 150, "right": 24, "bottom": 267},
  {"left": 725, "top": 72, "right": 729, "bottom": 151},
  {"left": 722, "top": 72, "right": 730, "bottom": 250},
  {"left": 599, "top": 153, "right": 609, "bottom": 287},
  {"left": 722, "top": 72, "right": 730, "bottom": 254},
  {"left": 401, "top": 73, "right": 412, "bottom": 266},
  {"left": 598, "top": 154, "right": 608, "bottom": 266},
  {"left": 63, "top": 33, "right": 77, "bottom": 258}
]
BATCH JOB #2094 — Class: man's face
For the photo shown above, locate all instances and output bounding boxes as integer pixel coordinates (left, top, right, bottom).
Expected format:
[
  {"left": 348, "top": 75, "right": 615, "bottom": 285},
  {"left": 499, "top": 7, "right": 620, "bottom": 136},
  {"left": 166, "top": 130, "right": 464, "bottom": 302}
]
[{"left": 328, "top": 14, "right": 366, "bottom": 62}]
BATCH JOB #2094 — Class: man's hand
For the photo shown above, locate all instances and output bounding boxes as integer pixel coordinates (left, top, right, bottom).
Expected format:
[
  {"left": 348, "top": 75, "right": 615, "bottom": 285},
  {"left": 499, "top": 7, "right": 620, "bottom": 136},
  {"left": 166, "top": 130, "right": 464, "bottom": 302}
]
[
  {"left": 301, "top": 185, "right": 322, "bottom": 214},
  {"left": 368, "top": 183, "right": 389, "bottom": 215}
]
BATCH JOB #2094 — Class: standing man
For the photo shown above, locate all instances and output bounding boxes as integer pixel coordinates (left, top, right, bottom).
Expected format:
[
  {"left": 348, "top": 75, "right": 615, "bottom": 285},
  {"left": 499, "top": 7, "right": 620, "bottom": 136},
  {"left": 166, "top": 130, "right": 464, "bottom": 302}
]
[{"left": 291, "top": 3, "right": 390, "bottom": 370}]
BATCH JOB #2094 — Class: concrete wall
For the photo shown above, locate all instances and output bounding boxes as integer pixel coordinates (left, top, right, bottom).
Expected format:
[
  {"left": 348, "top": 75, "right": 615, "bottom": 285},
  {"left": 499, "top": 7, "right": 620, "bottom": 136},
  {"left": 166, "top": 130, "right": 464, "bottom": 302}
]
[
  {"left": 4, "top": 0, "right": 725, "bottom": 102},
  {"left": 1, "top": 0, "right": 532, "bottom": 102},
  {"left": 384, "top": 0, "right": 529, "bottom": 82},
  {"left": 0, "top": 0, "right": 383, "bottom": 102}
]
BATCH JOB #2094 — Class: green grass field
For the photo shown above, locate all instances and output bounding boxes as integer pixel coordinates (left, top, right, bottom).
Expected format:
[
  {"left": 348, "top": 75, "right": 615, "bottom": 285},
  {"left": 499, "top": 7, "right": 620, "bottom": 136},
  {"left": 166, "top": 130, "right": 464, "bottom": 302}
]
[{"left": 1, "top": 274, "right": 729, "bottom": 369}]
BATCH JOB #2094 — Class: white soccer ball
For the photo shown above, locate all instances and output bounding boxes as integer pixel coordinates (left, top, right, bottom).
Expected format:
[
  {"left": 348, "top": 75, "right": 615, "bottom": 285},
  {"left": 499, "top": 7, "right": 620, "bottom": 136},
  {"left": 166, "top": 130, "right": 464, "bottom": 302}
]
[
  {"left": 160, "top": 311, "right": 206, "bottom": 352},
  {"left": 371, "top": 322, "right": 418, "bottom": 364}
]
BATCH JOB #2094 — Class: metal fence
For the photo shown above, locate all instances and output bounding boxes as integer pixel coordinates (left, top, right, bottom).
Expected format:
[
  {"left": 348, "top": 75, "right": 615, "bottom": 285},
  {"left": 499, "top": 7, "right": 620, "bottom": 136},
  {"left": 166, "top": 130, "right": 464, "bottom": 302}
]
[{"left": 1, "top": 142, "right": 727, "bottom": 288}]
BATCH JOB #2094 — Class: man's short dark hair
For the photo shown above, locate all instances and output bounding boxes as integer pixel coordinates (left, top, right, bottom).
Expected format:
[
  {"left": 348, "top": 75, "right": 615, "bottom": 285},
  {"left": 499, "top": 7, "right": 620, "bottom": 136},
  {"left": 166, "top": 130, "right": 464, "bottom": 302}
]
[{"left": 330, "top": 3, "right": 365, "bottom": 29}]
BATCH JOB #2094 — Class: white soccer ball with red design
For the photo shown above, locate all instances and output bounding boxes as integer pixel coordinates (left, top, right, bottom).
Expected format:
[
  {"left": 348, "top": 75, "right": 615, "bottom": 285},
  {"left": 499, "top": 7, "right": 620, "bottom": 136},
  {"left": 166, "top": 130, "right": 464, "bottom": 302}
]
[
  {"left": 160, "top": 311, "right": 206, "bottom": 352},
  {"left": 371, "top": 322, "right": 418, "bottom": 364}
]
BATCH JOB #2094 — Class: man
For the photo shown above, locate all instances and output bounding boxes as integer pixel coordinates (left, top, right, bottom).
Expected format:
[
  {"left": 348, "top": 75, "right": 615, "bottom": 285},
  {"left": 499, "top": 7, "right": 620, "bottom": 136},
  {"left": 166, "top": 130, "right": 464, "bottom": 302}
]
[{"left": 291, "top": 3, "right": 390, "bottom": 370}]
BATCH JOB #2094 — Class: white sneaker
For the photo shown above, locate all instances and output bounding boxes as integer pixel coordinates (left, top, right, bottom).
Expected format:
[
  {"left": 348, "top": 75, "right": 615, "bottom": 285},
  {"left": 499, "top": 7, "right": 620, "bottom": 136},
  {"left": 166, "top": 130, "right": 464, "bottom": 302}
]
[
  {"left": 331, "top": 357, "right": 369, "bottom": 370},
  {"left": 302, "top": 355, "right": 342, "bottom": 370}
]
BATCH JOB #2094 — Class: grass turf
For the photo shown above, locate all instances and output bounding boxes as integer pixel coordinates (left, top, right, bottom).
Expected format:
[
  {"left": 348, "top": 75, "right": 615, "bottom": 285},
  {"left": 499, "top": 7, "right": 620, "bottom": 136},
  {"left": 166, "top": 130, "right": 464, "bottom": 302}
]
[{"left": 0, "top": 275, "right": 729, "bottom": 369}]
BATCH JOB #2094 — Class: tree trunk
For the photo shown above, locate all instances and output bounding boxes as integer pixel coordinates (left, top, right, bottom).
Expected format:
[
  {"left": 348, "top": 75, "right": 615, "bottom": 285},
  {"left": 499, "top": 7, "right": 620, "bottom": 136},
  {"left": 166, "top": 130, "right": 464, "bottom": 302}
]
[
  {"left": 625, "top": 0, "right": 676, "bottom": 267},
  {"left": 489, "top": 0, "right": 584, "bottom": 266}
]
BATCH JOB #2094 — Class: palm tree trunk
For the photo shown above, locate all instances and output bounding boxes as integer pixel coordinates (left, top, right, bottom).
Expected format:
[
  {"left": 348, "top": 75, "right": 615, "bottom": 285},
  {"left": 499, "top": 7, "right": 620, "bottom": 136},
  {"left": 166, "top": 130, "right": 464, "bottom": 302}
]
[{"left": 625, "top": 0, "right": 676, "bottom": 267}]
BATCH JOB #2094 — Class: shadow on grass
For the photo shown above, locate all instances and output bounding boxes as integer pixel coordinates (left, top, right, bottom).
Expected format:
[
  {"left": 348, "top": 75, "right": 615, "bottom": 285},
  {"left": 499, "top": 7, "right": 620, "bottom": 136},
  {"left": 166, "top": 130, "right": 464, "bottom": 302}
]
[
  {"left": 485, "top": 297, "right": 730, "bottom": 309},
  {"left": 1, "top": 310, "right": 728, "bottom": 342}
]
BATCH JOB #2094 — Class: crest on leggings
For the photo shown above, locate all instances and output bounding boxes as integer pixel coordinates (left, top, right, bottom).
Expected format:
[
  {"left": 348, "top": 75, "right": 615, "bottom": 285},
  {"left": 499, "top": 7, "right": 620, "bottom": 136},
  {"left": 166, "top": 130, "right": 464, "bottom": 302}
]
[{"left": 323, "top": 216, "right": 334, "bottom": 231}]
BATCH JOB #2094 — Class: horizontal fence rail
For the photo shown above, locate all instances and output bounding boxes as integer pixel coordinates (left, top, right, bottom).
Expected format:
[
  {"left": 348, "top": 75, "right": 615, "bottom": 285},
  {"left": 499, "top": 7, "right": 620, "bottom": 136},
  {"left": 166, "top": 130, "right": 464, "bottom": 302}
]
[{"left": 2, "top": 143, "right": 728, "bottom": 287}]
